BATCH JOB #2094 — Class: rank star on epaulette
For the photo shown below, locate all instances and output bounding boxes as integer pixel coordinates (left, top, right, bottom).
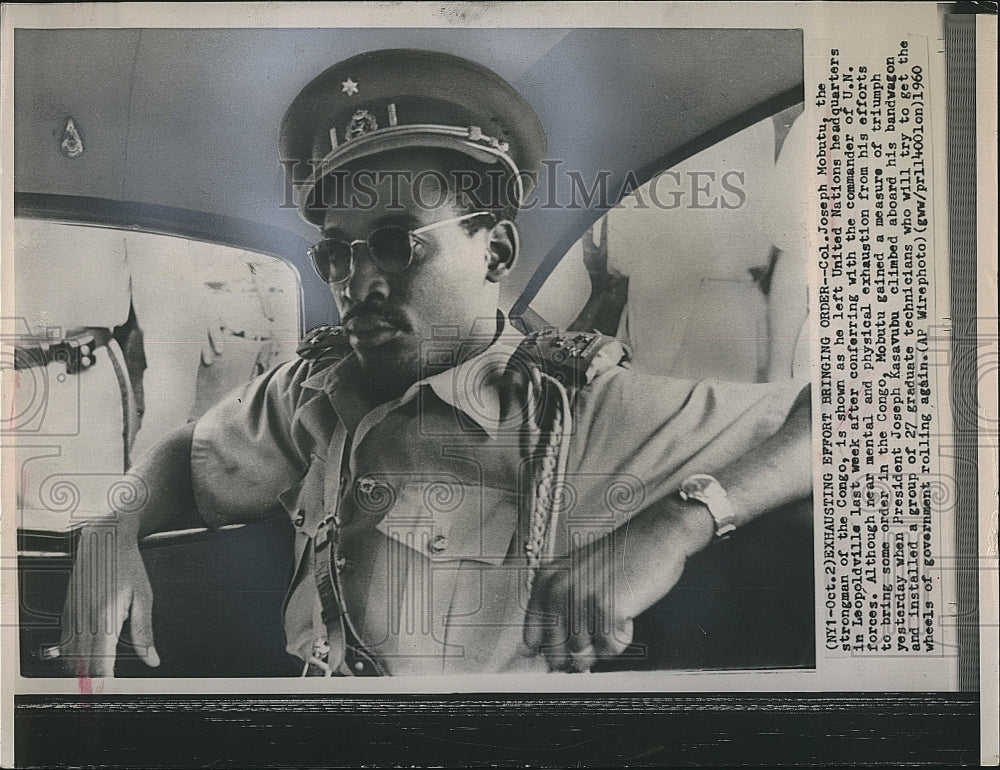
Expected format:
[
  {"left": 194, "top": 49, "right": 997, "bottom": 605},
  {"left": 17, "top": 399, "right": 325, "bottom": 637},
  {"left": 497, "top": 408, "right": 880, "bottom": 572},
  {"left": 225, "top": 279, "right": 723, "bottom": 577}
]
[
  {"left": 341, "top": 78, "right": 358, "bottom": 96},
  {"left": 297, "top": 325, "right": 350, "bottom": 361}
]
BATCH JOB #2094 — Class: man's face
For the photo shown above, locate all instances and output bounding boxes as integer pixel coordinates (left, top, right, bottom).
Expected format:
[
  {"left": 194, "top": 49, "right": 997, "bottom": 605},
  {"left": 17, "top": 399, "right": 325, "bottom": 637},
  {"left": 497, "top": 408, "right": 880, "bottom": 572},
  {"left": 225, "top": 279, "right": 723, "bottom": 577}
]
[{"left": 318, "top": 151, "right": 504, "bottom": 390}]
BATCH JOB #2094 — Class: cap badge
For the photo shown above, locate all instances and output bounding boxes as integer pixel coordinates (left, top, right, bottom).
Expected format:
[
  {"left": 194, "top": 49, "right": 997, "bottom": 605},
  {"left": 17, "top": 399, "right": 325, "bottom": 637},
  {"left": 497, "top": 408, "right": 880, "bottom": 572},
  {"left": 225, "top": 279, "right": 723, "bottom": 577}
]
[
  {"left": 346, "top": 109, "right": 378, "bottom": 140},
  {"left": 341, "top": 78, "right": 359, "bottom": 96}
]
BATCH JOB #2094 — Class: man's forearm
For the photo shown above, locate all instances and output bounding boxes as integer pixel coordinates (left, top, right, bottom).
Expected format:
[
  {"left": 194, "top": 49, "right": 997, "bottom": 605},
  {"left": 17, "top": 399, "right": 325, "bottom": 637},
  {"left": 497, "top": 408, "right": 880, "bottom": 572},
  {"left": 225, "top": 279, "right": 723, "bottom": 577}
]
[
  {"left": 702, "top": 382, "right": 814, "bottom": 545},
  {"left": 615, "top": 384, "right": 814, "bottom": 617},
  {"left": 60, "top": 423, "right": 197, "bottom": 674},
  {"left": 112, "top": 422, "right": 199, "bottom": 538},
  {"left": 672, "top": 383, "right": 812, "bottom": 551},
  {"left": 568, "top": 276, "right": 629, "bottom": 335}
]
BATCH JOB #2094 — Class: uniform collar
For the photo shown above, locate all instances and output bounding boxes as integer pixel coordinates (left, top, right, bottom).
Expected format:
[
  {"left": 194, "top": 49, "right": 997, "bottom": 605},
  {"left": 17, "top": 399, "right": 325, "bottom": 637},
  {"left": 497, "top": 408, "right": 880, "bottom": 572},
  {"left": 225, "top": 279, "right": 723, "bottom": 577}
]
[{"left": 301, "top": 312, "right": 525, "bottom": 439}]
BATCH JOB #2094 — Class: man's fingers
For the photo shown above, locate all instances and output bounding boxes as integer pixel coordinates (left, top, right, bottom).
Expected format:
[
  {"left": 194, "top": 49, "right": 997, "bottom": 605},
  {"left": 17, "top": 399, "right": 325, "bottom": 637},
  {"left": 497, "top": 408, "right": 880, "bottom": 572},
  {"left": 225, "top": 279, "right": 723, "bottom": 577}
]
[
  {"left": 83, "top": 586, "right": 130, "bottom": 677},
  {"left": 542, "top": 574, "right": 579, "bottom": 671},
  {"left": 541, "top": 611, "right": 571, "bottom": 672},
  {"left": 66, "top": 593, "right": 121, "bottom": 678},
  {"left": 522, "top": 581, "right": 546, "bottom": 651},
  {"left": 566, "top": 590, "right": 597, "bottom": 672},
  {"left": 129, "top": 590, "right": 160, "bottom": 667},
  {"left": 524, "top": 573, "right": 571, "bottom": 670},
  {"left": 59, "top": 535, "right": 131, "bottom": 677},
  {"left": 86, "top": 631, "right": 119, "bottom": 678},
  {"left": 566, "top": 597, "right": 597, "bottom": 673},
  {"left": 568, "top": 644, "right": 596, "bottom": 673},
  {"left": 594, "top": 616, "right": 634, "bottom": 658}
]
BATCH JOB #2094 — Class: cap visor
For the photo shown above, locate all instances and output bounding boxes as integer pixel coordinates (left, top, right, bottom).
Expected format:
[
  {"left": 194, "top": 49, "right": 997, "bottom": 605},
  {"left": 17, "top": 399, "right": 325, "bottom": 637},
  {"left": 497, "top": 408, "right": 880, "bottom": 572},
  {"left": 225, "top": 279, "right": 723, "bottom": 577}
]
[{"left": 297, "top": 128, "right": 529, "bottom": 223}]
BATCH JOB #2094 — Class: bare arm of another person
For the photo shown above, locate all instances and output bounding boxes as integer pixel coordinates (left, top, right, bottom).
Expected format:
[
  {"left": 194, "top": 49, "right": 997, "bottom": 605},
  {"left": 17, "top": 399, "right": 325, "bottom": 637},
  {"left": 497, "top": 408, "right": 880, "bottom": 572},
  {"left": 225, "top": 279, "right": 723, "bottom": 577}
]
[
  {"left": 524, "top": 384, "right": 813, "bottom": 672},
  {"left": 58, "top": 422, "right": 199, "bottom": 677},
  {"left": 567, "top": 220, "right": 630, "bottom": 336}
]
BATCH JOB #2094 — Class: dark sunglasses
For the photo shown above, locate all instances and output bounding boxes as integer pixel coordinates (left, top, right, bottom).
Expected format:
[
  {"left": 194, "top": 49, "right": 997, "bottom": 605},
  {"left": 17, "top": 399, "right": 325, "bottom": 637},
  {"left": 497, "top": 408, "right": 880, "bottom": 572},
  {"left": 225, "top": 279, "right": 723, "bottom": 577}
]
[{"left": 307, "top": 212, "right": 493, "bottom": 284}]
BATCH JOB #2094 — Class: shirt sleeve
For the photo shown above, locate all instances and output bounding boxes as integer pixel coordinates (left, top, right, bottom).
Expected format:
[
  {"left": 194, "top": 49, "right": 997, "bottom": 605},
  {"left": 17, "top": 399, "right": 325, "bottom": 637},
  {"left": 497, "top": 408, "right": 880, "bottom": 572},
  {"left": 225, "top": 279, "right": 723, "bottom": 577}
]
[
  {"left": 568, "top": 368, "right": 809, "bottom": 519},
  {"left": 190, "top": 357, "right": 321, "bottom": 528}
]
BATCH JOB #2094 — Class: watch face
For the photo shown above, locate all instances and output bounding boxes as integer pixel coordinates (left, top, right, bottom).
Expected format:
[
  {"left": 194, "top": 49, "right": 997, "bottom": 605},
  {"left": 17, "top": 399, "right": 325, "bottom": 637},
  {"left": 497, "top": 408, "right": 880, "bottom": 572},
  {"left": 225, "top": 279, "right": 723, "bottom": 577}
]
[{"left": 683, "top": 475, "right": 715, "bottom": 496}]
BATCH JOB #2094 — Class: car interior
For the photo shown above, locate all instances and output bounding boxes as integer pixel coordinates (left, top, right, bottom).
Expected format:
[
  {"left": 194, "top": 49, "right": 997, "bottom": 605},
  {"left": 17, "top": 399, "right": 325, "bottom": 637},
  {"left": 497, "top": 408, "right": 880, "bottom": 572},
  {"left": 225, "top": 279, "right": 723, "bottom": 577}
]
[{"left": 9, "top": 27, "right": 813, "bottom": 677}]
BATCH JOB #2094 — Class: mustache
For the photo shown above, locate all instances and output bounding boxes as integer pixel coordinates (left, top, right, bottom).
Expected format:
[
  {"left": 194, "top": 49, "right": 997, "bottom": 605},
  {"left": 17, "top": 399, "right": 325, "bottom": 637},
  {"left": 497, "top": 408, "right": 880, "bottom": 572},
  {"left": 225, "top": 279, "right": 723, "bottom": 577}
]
[{"left": 341, "top": 299, "right": 411, "bottom": 331}]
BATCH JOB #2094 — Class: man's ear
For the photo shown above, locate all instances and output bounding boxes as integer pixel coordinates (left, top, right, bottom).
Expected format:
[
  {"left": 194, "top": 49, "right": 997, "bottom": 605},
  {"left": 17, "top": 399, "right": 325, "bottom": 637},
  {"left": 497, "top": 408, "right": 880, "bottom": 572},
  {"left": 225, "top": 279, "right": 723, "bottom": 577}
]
[{"left": 485, "top": 220, "right": 519, "bottom": 282}]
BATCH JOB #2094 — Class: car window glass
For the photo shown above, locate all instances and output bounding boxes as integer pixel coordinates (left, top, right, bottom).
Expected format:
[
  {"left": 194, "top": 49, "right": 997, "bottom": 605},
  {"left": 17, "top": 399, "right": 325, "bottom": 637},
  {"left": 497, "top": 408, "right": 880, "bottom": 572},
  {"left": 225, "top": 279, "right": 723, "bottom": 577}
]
[
  {"left": 529, "top": 105, "right": 808, "bottom": 384},
  {"left": 10, "top": 218, "right": 301, "bottom": 531}
]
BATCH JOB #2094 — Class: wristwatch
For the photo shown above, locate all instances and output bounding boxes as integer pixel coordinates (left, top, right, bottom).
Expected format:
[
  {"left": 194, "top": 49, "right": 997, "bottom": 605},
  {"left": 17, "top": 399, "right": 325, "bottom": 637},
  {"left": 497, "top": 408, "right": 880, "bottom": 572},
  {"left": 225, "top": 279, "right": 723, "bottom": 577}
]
[{"left": 678, "top": 474, "right": 737, "bottom": 539}]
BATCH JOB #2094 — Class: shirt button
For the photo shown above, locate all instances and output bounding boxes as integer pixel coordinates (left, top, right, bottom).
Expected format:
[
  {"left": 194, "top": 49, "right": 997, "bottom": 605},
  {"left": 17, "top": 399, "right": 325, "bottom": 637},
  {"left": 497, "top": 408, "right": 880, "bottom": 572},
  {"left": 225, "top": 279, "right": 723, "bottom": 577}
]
[
  {"left": 353, "top": 660, "right": 366, "bottom": 673},
  {"left": 429, "top": 534, "right": 448, "bottom": 554}
]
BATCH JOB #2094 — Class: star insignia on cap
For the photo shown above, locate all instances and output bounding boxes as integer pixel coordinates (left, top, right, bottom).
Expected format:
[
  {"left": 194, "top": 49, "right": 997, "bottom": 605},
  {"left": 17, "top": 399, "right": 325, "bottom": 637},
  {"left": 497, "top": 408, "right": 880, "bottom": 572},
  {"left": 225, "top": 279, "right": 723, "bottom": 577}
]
[{"left": 341, "top": 78, "right": 359, "bottom": 96}]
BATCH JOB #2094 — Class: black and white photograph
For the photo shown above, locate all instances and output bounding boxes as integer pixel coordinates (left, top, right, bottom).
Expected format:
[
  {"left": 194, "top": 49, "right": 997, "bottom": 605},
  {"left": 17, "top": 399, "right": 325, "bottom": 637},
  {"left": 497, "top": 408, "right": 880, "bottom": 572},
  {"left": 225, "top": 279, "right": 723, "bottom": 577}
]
[{"left": 1, "top": 3, "right": 994, "bottom": 766}]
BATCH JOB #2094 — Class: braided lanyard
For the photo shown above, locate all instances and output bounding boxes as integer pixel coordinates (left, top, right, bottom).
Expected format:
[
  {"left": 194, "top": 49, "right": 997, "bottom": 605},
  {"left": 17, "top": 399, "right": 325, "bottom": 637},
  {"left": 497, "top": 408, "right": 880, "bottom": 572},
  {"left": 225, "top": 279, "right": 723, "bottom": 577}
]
[
  {"left": 306, "top": 423, "right": 386, "bottom": 676},
  {"left": 523, "top": 366, "right": 573, "bottom": 595}
]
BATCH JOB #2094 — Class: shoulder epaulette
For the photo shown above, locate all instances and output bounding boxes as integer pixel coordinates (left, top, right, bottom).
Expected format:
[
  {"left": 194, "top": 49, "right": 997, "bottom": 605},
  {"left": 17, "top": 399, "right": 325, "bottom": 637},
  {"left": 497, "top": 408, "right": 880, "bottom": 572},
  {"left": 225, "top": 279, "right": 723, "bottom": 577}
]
[
  {"left": 296, "top": 325, "right": 351, "bottom": 362},
  {"left": 515, "top": 329, "right": 631, "bottom": 390}
]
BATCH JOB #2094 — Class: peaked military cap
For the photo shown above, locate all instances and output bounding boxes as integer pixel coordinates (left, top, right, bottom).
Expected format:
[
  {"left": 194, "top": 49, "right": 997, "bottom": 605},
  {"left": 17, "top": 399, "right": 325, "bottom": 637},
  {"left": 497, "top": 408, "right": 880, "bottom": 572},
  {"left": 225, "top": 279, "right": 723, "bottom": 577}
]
[{"left": 279, "top": 49, "right": 546, "bottom": 226}]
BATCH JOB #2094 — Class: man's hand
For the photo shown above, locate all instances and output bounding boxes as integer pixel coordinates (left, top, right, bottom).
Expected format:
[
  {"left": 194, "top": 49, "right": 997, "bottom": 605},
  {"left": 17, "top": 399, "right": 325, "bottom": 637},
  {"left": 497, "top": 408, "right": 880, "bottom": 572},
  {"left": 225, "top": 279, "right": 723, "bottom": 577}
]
[
  {"left": 580, "top": 219, "right": 609, "bottom": 281},
  {"left": 523, "top": 497, "right": 710, "bottom": 672},
  {"left": 53, "top": 422, "right": 199, "bottom": 676},
  {"left": 57, "top": 514, "right": 160, "bottom": 677},
  {"left": 569, "top": 218, "right": 629, "bottom": 335}
]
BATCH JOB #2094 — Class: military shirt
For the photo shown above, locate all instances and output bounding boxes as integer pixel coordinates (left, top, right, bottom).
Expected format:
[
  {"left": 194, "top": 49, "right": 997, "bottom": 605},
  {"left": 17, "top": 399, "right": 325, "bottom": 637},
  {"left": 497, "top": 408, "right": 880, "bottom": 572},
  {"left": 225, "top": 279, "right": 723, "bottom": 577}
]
[{"left": 191, "top": 318, "right": 807, "bottom": 675}]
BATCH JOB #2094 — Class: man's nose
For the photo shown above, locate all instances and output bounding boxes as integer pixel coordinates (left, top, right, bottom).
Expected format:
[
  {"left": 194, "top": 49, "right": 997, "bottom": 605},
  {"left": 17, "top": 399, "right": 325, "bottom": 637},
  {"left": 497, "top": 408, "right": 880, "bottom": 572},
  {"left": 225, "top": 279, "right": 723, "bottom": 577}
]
[{"left": 343, "top": 247, "right": 390, "bottom": 303}]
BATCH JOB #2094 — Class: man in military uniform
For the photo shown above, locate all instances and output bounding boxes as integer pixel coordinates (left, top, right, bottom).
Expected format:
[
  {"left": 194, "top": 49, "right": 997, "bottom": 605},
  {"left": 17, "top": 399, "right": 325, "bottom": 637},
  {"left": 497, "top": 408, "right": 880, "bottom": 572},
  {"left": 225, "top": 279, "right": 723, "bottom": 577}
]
[{"left": 59, "top": 49, "right": 811, "bottom": 677}]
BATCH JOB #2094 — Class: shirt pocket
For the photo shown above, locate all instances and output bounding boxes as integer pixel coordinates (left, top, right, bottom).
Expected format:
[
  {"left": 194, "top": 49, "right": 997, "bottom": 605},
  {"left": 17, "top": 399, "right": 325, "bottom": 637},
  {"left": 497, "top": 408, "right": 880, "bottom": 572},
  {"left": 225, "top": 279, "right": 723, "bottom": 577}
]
[{"left": 370, "top": 476, "right": 518, "bottom": 566}]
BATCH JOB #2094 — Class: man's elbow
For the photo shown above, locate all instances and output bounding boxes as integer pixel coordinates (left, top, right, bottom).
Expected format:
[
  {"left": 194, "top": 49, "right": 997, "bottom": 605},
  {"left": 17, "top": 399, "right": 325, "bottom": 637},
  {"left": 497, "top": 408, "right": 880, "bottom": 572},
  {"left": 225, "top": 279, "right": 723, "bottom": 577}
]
[
  {"left": 790, "top": 382, "right": 812, "bottom": 420},
  {"left": 129, "top": 421, "right": 201, "bottom": 536}
]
